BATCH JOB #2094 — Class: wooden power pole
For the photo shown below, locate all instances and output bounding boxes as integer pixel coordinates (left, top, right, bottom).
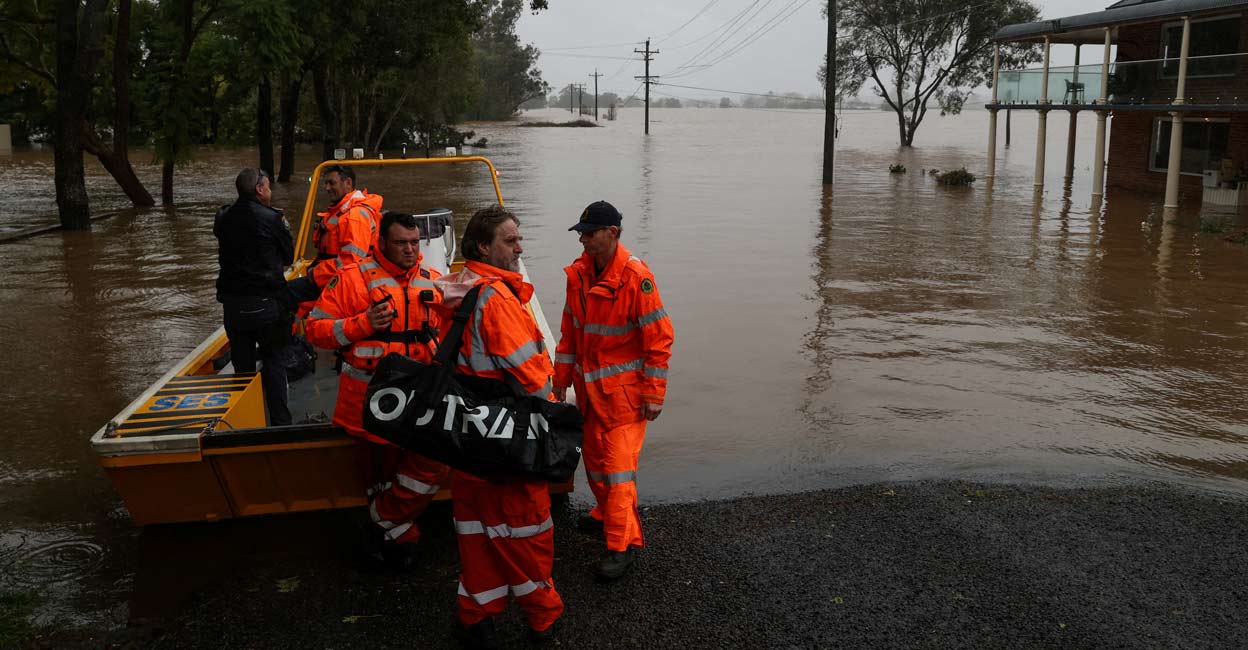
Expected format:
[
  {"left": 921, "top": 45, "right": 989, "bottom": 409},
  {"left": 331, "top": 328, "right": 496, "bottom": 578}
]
[
  {"left": 590, "top": 69, "right": 603, "bottom": 121},
  {"left": 822, "top": 0, "right": 836, "bottom": 185},
  {"left": 635, "top": 38, "right": 659, "bottom": 134}
]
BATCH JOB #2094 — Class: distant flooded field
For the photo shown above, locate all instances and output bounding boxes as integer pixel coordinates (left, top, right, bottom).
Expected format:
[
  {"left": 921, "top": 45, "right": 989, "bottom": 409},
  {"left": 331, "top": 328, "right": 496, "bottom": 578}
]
[{"left": 2, "top": 105, "right": 1248, "bottom": 626}]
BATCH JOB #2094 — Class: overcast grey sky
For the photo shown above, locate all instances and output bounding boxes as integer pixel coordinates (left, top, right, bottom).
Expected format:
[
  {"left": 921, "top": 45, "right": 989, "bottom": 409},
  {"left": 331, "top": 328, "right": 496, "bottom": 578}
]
[{"left": 516, "top": 0, "right": 1104, "bottom": 102}]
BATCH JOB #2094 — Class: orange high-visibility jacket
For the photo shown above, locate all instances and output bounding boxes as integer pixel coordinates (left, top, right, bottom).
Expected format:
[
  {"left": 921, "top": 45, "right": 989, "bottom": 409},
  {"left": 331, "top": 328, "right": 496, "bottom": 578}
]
[
  {"left": 306, "top": 253, "right": 441, "bottom": 440},
  {"left": 309, "top": 190, "right": 383, "bottom": 288},
  {"left": 433, "top": 260, "right": 554, "bottom": 398},
  {"left": 554, "top": 244, "right": 673, "bottom": 428}
]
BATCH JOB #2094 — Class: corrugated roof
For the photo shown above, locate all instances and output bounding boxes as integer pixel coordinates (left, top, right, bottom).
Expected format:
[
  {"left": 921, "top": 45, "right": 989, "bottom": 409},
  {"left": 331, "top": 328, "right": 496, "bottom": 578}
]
[{"left": 993, "top": 0, "right": 1248, "bottom": 42}]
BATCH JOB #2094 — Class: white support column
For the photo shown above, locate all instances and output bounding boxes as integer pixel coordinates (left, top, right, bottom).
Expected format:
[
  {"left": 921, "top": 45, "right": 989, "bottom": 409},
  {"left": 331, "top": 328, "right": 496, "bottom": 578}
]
[
  {"left": 1092, "top": 28, "right": 1111, "bottom": 198},
  {"left": 987, "top": 44, "right": 1000, "bottom": 180},
  {"left": 1164, "top": 17, "right": 1191, "bottom": 210},
  {"left": 1035, "top": 36, "right": 1051, "bottom": 188},
  {"left": 1064, "top": 44, "right": 1082, "bottom": 181}
]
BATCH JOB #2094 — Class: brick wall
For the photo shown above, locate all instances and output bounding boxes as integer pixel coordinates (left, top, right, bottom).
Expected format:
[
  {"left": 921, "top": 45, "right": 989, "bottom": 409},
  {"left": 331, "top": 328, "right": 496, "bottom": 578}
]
[
  {"left": 1115, "top": 17, "right": 1248, "bottom": 104},
  {"left": 1107, "top": 112, "right": 1248, "bottom": 195}
]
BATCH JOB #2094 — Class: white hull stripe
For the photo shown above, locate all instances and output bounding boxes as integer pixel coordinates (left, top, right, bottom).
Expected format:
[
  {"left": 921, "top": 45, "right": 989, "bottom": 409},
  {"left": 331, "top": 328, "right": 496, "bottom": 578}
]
[
  {"left": 454, "top": 516, "right": 554, "bottom": 539},
  {"left": 587, "top": 469, "right": 637, "bottom": 485},
  {"left": 584, "top": 358, "right": 644, "bottom": 383},
  {"left": 396, "top": 474, "right": 440, "bottom": 495}
]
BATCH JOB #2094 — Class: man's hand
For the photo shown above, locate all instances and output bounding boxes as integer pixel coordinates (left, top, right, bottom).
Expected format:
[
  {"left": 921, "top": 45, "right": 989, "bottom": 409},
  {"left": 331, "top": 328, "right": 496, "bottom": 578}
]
[
  {"left": 366, "top": 301, "right": 395, "bottom": 331},
  {"left": 642, "top": 402, "right": 662, "bottom": 421},
  {"left": 553, "top": 386, "right": 568, "bottom": 402}
]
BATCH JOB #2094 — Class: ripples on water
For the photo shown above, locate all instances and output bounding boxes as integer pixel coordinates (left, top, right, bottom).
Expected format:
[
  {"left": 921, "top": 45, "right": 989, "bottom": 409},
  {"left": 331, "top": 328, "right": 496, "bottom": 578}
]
[{"left": 3, "top": 107, "right": 1248, "bottom": 626}]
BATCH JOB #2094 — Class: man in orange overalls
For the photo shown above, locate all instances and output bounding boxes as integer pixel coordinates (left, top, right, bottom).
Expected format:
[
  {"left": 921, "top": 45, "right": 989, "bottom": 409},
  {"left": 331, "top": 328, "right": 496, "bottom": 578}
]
[
  {"left": 434, "top": 205, "right": 563, "bottom": 648},
  {"left": 553, "top": 200, "right": 674, "bottom": 581},
  {"left": 291, "top": 164, "right": 383, "bottom": 307},
  {"left": 306, "top": 212, "right": 448, "bottom": 569}
]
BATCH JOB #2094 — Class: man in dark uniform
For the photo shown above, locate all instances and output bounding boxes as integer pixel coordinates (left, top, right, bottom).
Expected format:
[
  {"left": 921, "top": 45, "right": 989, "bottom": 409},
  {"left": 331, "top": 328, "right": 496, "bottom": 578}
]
[{"left": 214, "top": 167, "right": 294, "bottom": 425}]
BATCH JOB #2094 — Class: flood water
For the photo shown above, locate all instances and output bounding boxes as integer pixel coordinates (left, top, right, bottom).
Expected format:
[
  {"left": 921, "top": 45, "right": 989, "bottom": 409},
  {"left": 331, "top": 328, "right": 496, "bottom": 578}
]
[{"left": 3, "top": 105, "right": 1248, "bottom": 628}]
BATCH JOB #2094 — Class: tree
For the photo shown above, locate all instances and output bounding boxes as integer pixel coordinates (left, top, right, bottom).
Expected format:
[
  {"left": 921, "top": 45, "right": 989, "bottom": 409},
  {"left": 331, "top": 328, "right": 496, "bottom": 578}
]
[
  {"left": 2, "top": 0, "right": 154, "bottom": 227},
  {"left": 719, "top": 97, "right": 733, "bottom": 108},
  {"left": 827, "top": 0, "right": 1040, "bottom": 146},
  {"left": 467, "top": 0, "right": 548, "bottom": 120}
]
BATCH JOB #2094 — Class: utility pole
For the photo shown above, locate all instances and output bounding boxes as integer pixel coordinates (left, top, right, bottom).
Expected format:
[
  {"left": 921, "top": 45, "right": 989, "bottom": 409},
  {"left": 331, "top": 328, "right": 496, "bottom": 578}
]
[
  {"left": 822, "top": 0, "right": 836, "bottom": 185},
  {"left": 573, "top": 83, "right": 587, "bottom": 116},
  {"left": 568, "top": 83, "right": 574, "bottom": 113},
  {"left": 635, "top": 38, "right": 659, "bottom": 134},
  {"left": 590, "top": 69, "right": 603, "bottom": 121}
]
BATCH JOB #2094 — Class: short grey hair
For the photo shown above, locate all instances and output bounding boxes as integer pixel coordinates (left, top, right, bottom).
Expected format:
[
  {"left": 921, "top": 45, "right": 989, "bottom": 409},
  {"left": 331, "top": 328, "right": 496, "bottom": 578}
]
[{"left": 235, "top": 168, "right": 269, "bottom": 200}]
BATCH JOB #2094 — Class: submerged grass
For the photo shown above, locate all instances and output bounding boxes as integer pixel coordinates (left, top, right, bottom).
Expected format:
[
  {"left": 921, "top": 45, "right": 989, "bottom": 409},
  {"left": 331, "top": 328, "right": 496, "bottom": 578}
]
[{"left": 518, "top": 119, "right": 601, "bottom": 128}]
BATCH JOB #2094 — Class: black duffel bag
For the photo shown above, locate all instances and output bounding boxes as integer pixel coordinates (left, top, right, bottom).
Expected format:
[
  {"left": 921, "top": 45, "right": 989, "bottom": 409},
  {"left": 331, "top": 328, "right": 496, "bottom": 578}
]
[{"left": 361, "top": 285, "right": 583, "bottom": 483}]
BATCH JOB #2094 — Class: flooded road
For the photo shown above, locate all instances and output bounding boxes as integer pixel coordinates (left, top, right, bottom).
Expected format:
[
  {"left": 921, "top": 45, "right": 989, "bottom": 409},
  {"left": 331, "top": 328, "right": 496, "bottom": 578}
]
[{"left": 3, "top": 106, "right": 1248, "bottom": 628}]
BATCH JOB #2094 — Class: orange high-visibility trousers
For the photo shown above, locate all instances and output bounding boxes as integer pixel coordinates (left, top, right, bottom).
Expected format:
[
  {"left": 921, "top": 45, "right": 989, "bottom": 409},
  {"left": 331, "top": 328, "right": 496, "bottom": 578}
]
[
  {"left": 452, "top": 471, "right": 563, "bottom": 632},
  {"left": 356, "top": 442, "right": 449, "bottom": 545},
  {"left": 583, "top": 418, "right": 647, "bottom": 552}
]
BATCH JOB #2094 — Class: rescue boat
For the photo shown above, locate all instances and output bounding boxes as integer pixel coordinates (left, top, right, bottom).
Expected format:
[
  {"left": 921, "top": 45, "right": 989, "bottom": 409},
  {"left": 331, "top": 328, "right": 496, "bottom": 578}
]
[{"left": 90, "top": 156, "right": 570, "bottom": 526}]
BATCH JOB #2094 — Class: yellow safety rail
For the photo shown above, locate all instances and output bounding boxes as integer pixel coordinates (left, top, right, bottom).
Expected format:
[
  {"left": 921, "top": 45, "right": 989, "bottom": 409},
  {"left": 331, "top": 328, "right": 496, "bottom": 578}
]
[{"left": 293, "top": 156, "right": 506, "bottom": 257}]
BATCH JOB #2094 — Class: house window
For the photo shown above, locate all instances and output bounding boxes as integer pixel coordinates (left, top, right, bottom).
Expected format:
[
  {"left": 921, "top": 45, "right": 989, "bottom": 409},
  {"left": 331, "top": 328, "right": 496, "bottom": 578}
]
[
  {"left": 1149, "top": 118, "right": 1230, "bottom": 175},
  {"left": 1161, "top": 16, "right": 1241, "bottom": 77}
]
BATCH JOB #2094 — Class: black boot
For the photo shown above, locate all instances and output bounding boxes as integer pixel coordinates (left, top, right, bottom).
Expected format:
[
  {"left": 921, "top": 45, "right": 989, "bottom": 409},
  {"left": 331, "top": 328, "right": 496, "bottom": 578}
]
[
  {"left": 595, "top": 546, "right": 639, "bottom": 581},
  {"left": 528, "top": 620, "right": 558, "bottom": 645},
  {"left": 575, "top": 513, "right": 604, "bottom": 536},
  {"left": 455, "top": 617, "right": 499, "bottom": 650}
]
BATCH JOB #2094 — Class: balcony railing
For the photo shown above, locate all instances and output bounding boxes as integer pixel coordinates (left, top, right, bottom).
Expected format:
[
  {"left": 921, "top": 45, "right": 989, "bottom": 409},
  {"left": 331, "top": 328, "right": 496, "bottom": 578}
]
[{"left": 992, "top": 53, "right": 1248, "bottom": 106}]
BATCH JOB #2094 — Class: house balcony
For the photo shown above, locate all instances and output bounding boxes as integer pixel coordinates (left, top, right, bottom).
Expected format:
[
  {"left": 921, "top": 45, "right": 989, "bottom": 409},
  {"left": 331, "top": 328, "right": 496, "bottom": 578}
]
[{"left": 986, "top": 53, "right": 1248, "bottom": 112}]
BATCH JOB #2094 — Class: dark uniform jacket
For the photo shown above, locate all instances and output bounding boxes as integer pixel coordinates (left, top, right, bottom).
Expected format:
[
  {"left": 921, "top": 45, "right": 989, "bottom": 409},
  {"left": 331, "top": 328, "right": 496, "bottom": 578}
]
[{"left": 214, "top": 198, "right": 294, "bottom": 304}]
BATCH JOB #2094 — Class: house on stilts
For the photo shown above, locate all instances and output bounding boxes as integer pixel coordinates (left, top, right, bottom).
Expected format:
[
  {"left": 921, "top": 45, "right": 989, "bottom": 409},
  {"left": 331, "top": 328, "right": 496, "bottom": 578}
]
[{"left": 988, "top": 0, "right": 1248, "bottom": 209}]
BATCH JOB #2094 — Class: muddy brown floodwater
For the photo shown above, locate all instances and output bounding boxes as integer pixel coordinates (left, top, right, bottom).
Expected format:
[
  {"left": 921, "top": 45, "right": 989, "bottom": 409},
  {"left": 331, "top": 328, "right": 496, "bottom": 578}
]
[{"left": 2, "top": 106, "right": 1247, "bottom": 629}]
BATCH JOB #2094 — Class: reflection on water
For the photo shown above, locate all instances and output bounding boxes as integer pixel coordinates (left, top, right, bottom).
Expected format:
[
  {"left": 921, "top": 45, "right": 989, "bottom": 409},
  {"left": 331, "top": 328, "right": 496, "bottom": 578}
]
[{"left": 3, "top": 106, "right": 1248, "bottom": 627}]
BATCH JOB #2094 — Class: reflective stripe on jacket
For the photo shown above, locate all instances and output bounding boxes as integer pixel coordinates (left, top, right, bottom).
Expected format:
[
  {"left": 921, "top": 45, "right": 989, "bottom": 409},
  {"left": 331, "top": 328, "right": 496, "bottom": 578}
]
[
  {"left": 433, "top": 260, "right": 553, "bottom": 399},
  {"left": 554, "top": 244, "right": 672, "bottom": 426},
  {"left": 310, "top": 190, "right": 383, "bottom": 288},
  {"left": 306, "top": 252, "right": 442, "bottom": 374}
]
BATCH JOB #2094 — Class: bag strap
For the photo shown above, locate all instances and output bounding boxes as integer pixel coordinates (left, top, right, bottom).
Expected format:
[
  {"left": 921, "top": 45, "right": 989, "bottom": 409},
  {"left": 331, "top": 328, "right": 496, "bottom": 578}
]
[{"left": 433, "top": 284, "right": 484, "bottom": 369}]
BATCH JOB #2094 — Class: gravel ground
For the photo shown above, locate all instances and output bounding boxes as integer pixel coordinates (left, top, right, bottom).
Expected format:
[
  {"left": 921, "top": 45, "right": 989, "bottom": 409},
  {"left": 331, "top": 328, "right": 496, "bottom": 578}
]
[{"left": 30, "top": 480, "right": 1248, "bottom": 650}]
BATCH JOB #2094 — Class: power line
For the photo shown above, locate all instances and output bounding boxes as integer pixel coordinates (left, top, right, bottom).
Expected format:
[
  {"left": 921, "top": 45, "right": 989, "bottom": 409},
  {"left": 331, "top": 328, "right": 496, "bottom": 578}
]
[
  {"left": 541, "top": 52, "right": 639, "bottom": 61},
  {"left": 663, "top": 0, "right": 766, "bottom": 51},
  {"left": 541, "top": 41, "right": 646, "bottom": 51},
  {"left": 655, "top": 81, "right": 824, "bottom": 103},
  {"left": 655, "top": 0, "right": 724, "bottom": 44},
  {"left": 664, "top": 0, "right": 811, "bottom": 80},
  {"left": 664, "top": 0, "right": 772, "bottom": 77}
]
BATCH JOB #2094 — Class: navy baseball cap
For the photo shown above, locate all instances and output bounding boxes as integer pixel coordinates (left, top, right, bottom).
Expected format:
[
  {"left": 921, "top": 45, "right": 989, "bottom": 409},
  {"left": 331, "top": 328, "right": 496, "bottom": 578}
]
[{"left": 570, "top": 200, "right": 622, "bottom": 232}]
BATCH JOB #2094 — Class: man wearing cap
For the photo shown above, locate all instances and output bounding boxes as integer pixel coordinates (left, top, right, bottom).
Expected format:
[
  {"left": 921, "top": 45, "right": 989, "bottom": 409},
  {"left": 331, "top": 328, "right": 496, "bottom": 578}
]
[{"left": 553, "top": 200, "right": 674, "bottom": 580}]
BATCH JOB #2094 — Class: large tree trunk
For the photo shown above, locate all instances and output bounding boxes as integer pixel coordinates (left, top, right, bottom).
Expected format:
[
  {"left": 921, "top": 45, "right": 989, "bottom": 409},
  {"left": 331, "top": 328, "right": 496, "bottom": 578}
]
[
  {"left": 313, "top": 62, "right": 339, "bottom": 161},
  {"left": 163, "top": 0, "right": 195, "bottom": 206},
  {"left": 53, "top": 0, "right": 109, "bottom": 230},
  {"left": 100, "top": 0, "right": 155, "bottom": 207},
  {"left": 278, "top": 71, "right": 303, "bottom": 182},
  {"left": 82, "top": 125, "right": 153, "bottom": 206},
  {"left": 257, "top": 75, "right": 274, "bottom": 177}
]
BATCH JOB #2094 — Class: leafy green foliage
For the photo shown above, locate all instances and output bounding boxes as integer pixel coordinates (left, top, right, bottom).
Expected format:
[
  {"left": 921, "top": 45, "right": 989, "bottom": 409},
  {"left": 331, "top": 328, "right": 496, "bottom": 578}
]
[
  {"left": 936, "top": 167, "right": 976, "bottom": 186},
  {"left": 824, "top": 0, "right": 1041, "bottom": 145}
]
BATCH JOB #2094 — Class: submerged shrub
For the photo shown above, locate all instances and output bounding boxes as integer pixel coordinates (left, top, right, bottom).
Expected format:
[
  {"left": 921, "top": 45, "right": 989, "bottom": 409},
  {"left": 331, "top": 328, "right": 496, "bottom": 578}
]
[
  {"left": 936, "top": 167, "right": 975, "bottom": 186},
  {"left": 889, "top": 163, "right": 906, "bottom": 174}
]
